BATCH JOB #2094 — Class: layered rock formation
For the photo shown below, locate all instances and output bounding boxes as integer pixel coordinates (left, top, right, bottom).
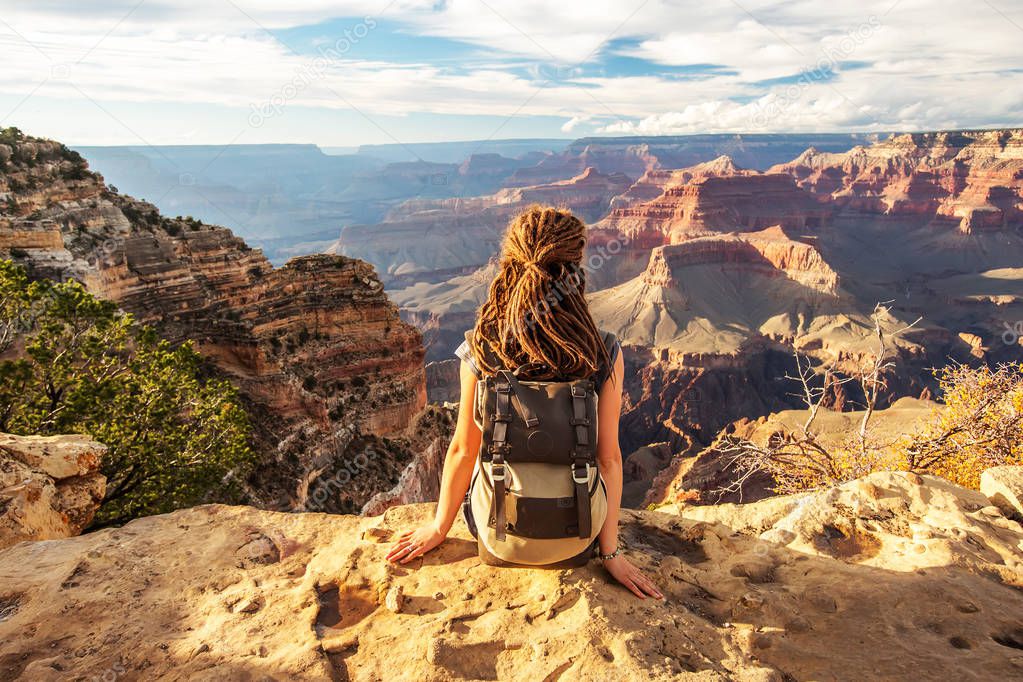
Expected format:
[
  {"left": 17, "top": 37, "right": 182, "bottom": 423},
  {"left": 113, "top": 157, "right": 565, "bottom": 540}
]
[
  {"left": 1, "top": 470, "right": 1021, "bottom": 680},
  {"left": 596, "top": 170, "right": 830, "bottom": 246},
  {"left": 381, "top": 131, "right": 1023, "bottom": 500},
  {"left": 504, "top": 133, "right": 875, "bottom": 187},
  {"left": 584, "top": 225, "right": 922, "bottom": 453},
  {"left": 332, "top": 168, "right": 631, "bottom": 286},
  {"left": 772, "top": 129, "right": 1023, "bottom": 234},
  {"left": 767, "top": 129, "right": 1023, "bottom": 366},
  {"left": 504, "top": 142, "right": 655, "bottom": 188},
  {"left": 606, "top": 155, "right": 742, "bottom": 212},
  {"left": 590, "top": 227, "right": 849, "bottom": 355},
  {"left": 391, "top": 260, "right": 498, "bottom": 364},
  {"left": 0, "top": 131, "right": 428, "bottom": 511},
  {"left": 0, "top": 433, "right": 106, "bottom": 549}
]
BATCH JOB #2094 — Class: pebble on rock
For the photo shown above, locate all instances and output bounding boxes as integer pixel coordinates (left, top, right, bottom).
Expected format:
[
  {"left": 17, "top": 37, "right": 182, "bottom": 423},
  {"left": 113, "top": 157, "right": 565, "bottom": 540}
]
[{"left": 385, "top": 585, "right": 405, "bottom": 613}]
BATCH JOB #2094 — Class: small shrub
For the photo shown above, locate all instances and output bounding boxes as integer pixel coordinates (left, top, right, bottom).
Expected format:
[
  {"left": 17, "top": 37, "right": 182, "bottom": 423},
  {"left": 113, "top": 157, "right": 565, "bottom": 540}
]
[
  {"left": 0, "top": 127, "right": 24, "bottom": 145},
  {"left": 898, "top": 363, "right": 1023, "bottom": 488},
  {"left": 726, "top": 362, "right": 1023, "bottom": 496}
]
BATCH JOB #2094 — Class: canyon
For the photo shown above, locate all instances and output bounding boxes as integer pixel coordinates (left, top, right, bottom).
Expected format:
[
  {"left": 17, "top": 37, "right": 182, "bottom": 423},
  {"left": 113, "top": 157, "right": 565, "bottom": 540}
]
[
  {"left": 502, "top": 133, "right": 878, "bottom": 188},
  {"left": 6, "top": 127, "right": 1023, "bottom": 513},
  {"left": 74, "top": 143, "right": 560, "bottom": 265},
  {"left": 0, "top": 131, "right": 433, "bottom": 513},
  {"left": 375, "top": 130, "right": 1023, "bottom": 483},
  {"left": 329, "top": 167, "right": 633, "bottom": 286},
  {"left": 4, "top": 128, "right": 1023, "bottom": 682},
  {"left": 80, "top": 134, "right": 873, "bottom": 268}
]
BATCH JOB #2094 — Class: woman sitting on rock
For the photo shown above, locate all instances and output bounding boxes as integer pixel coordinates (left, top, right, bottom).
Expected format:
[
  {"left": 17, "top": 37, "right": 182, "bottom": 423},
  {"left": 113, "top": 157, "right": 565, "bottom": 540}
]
[{"left": 387, "top": 205, "right": 662, "bottom": 599}]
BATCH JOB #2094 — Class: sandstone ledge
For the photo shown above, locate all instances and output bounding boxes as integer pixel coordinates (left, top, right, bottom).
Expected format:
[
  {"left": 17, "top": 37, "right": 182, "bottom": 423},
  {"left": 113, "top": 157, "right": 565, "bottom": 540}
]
[
  {"left": 0, "top": 433, "right": 106, "bottom": 550},
  {"left": 981, "top": 466, "right": 1023, "bottom": 519},
  {"left": 1, "top": 471, "right": 1022, "bottom": 680}
]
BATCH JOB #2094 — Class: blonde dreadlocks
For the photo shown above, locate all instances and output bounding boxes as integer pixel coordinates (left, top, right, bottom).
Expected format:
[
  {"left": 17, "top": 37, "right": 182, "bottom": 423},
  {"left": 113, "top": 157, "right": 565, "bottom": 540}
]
[{"left": 470, "top": 205, "right": 611, "bottom": 381}]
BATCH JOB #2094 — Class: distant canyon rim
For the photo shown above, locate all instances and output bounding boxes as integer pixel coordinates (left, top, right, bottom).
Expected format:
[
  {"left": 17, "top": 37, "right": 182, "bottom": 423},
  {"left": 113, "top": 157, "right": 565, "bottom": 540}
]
[{"left": 5, "top": 127, "right": 1023, "bottom": 510}]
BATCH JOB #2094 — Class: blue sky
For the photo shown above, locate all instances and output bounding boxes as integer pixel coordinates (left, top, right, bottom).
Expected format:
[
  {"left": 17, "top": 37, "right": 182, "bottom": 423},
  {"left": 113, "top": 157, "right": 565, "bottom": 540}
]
[{"left": 0, "top": 1, "right": 1021, "bottom": 146}]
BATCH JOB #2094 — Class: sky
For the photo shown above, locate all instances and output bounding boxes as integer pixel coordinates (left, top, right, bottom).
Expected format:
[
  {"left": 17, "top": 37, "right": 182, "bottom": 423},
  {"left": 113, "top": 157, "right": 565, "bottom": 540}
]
[{"left": 0, "top": 0, "right": 1021, "bottom": 147}]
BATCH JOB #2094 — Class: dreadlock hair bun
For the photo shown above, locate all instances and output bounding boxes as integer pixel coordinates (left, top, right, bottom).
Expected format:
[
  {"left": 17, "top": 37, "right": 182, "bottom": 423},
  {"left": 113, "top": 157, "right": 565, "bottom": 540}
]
[{"left": 470, "top": 205, "right": 611, "bottom": 381}]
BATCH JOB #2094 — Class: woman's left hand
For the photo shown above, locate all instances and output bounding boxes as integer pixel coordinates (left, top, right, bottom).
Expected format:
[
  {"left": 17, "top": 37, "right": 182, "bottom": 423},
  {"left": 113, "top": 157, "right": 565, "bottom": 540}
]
[
  {"left": 603, "top": 554, "right": 663, "bottom": 599},
  {"left": 385, "top": 524, "right": 446, "bottom": 564}
]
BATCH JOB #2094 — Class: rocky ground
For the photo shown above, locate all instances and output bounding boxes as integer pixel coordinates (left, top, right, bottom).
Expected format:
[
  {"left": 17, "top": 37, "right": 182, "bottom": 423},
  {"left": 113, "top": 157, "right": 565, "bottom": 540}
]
[
  {"left": 0, "top": 433, "right": 106, "bottom": 550},
  {"left": 1, "top": 470, "right": 1021, "bottom": 681}
]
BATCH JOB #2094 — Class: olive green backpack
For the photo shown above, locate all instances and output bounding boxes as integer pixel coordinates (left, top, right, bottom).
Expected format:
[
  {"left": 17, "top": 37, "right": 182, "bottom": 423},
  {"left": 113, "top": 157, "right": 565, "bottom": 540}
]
[{"left": 456, "top": 331, "right": 618, "bottom": 567}]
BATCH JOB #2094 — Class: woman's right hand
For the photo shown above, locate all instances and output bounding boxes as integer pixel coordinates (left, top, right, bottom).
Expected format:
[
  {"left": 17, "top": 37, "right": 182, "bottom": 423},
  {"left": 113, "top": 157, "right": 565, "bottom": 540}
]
[
  {"left": 385, "top": 523, "right": 446, "bottom": 564},
  {"left": 603, "top": 554, "right": 663, "bottom": 599}
]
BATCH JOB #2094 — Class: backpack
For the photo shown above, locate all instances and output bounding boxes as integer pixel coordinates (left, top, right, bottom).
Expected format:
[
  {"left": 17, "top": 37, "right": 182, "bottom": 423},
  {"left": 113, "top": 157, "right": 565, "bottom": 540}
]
[{"left": 456, "top": 330, "right": 618, "bottom": 566}]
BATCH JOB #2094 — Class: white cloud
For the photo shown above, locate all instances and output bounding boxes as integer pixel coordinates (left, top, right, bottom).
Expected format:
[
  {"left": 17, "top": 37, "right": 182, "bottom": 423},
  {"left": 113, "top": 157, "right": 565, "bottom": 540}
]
[
  {"left": 560, "top": 115, "right": 590, "bottom": 132},
  {"left": 0, "top": 0, "right": 1020, "bottom": 144}
]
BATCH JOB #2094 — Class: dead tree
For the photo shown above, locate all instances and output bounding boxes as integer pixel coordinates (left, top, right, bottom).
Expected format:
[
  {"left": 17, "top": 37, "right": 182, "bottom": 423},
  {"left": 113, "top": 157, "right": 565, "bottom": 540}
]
[{"left": 714, "top": 303, "right": 919, "bottom": 499}]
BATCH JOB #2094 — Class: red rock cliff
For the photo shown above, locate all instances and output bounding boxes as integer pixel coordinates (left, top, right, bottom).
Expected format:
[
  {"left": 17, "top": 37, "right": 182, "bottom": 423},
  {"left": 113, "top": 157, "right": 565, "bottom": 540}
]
[
  {"left": 0, "top": 131, "right": 427, "bottom": 510},
  {"left": 771, "top": 129, "right": 1023, "bottom": 233},
  {"left": 597, "top": 169, "right": 830, "bottom": 245}
]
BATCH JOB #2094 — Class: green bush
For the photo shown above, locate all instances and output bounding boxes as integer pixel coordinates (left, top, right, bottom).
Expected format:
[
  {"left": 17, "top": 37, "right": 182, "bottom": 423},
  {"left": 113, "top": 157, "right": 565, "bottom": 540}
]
[
  {"left": 0, "top": 260, "right": 256, "bottom": 526},
  {"left": 0, "top": 127, "right": 24, "bottom": 145}
]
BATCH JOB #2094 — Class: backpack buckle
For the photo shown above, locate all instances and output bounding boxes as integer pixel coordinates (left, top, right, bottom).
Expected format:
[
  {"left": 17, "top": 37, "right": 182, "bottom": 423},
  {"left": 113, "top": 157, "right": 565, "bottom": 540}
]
[
  {"left": 491, "top": 463, "right": 506, "bottom": 481},
  {"left": 488, "top": 442, "right": 511, "bottom": 454},
  {"left": 494, "top": 383, "right": 512, "bottom": 393},
  {"left": 569, "top": 417, "right": 590, "bottom": 427},
  {"left": 570, "top": 385, "right": 587, "bottom": 398},
  {"left": 571, "top": 462, "right": 591, "bottom": 484}
]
